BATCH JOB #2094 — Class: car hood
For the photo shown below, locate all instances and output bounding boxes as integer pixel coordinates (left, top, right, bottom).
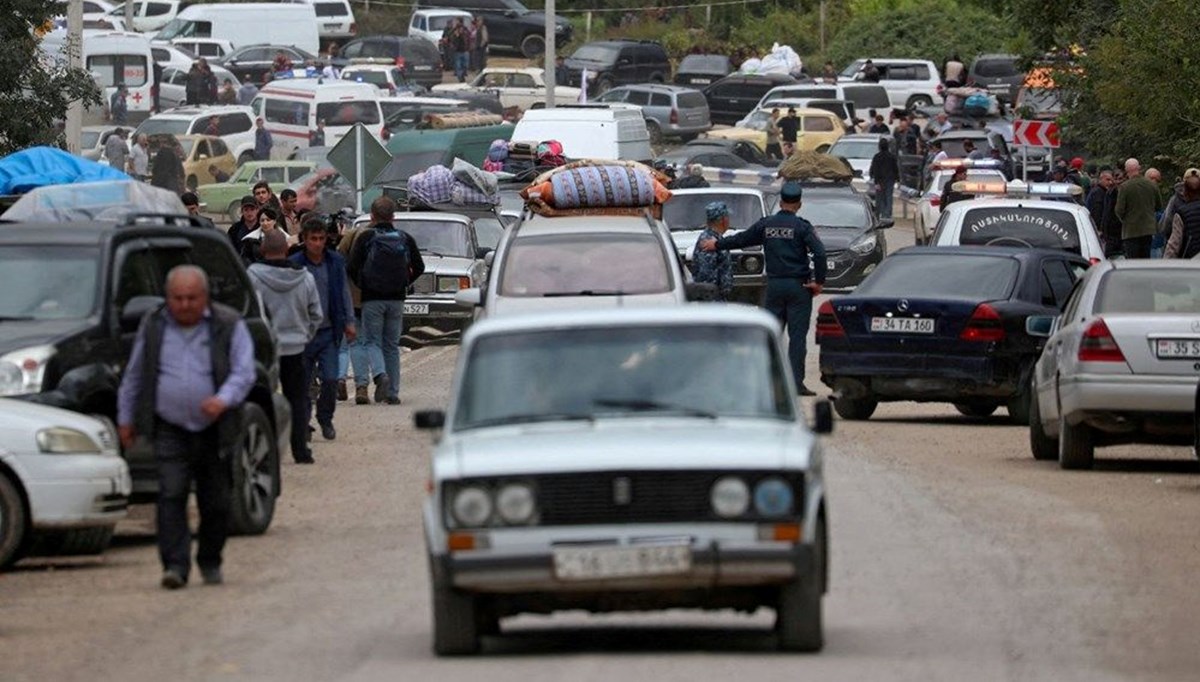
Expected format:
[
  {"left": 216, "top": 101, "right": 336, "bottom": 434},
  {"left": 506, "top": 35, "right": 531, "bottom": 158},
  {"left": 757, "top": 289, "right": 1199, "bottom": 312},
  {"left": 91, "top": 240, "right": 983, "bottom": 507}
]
[
  {"left": 444, "top": 420, "right": 812, "bottom": 478},
  {"left": 0, "top": 398, "right": 113, "bottom": 450},
  {"left": 418, "top": 254, "right": 474, "bottom": 274},
  {"left": 813, "top": 226, "right": 867, "bottom": 251},
  {"left": 0, "top": 319, "right": 95, "bottom": 356}
]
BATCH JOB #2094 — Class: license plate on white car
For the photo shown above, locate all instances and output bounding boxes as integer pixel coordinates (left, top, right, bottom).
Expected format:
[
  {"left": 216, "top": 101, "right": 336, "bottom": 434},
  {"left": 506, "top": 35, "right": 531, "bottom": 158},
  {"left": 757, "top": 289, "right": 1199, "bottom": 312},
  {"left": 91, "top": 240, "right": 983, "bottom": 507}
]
[
  {"left": 403, "top": 303, "right": 429, "bottom": 315},
  {"left": 692, "top": 78, "right": 711, "bottom": 84},
  {"left": 1155, "top": 338, "right": 1200, "bottom": 358},
  {"left": 871, "top": 317, "right": 934, "bottom": 334},
  {"left": 412, "top": 65, "right": 433, "bottom": 71},
  {"left": 553, "top": 545, "right": 692, "bottom": 581}
]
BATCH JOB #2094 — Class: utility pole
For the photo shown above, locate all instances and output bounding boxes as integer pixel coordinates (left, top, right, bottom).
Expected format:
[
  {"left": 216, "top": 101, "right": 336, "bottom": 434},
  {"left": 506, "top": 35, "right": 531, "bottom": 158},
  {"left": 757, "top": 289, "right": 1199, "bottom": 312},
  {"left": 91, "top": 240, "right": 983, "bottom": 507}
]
[
  {"left": 124, "top": 0, "right": 134, "bottom": 30},
  {"left": 544, "top": 0, "right": 556, "bottom": 109},
  {"left": 66, "top": 0, "right": 84, "bottom": 153}
]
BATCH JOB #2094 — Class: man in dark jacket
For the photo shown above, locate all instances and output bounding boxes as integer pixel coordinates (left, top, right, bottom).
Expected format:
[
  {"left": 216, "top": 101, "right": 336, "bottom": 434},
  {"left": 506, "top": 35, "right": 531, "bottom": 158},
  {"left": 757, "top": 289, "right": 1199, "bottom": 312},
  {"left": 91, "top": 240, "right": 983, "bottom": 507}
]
[
  {"left": 116, "top": 265, "right": 255, "bottom": 589},
  {"left": 1100, "top": 171, "right": 1125, "bottom": 257},
  {"left": 185, "top": 61, "right": 205, "bottom": 105},
  {"left": 227, "top": 195, "right": 259, "bottom": 248},
  {"left": 347, "top": 196, "right": 425, "bottom": 405},
  {"left": 1085, "top": 170, "right": 1113, "bottom": 229},
  {"left": 868, "top": 139, "right": 900, "bottom": 219}
]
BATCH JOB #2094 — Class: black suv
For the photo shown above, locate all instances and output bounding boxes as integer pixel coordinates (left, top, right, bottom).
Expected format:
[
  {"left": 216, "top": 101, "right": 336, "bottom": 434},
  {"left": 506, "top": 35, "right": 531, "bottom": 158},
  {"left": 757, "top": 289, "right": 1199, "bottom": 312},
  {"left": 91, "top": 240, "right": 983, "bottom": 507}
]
[
  {"left": 564, "top": 40, "right": 672, "bottom": 95},
  {"left": 334, "top": 36, "right": 445, "bottom": 88},
  {"left": 416, "top": 0, "right": 573, "bottom": 58},
  {"left": 0, "top": 216, "right": 290, "bottom": 535}
]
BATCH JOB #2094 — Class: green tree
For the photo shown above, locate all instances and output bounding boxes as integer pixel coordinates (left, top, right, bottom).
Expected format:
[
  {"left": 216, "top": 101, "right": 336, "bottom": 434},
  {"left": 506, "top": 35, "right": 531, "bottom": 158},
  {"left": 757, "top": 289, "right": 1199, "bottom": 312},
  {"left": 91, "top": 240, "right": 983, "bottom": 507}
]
[{"left": 0, "top": 1, "right": 101, "bottom": 154}]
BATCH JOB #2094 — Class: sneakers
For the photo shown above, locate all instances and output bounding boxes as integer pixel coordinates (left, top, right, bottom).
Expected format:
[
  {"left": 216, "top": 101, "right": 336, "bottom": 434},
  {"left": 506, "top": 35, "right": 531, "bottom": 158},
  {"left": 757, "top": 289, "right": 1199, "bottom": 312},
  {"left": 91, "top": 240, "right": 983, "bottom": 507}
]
[
  {"left": 373, "top": 373, "right": 391, "bottom": 403},
  {"left": 320, "top": 422, "right": 336, "bottom": 440},
  {"left": 161, "top": 569, "right": 186, "bottom": 590},
  {"left": 385, "top": 397, "right": 401, "bottom": 405},
  {"left": 355, "top": 385, "right": 369, "bottom": 405},
  {"left": 200, "top": 567, "right": 223, "bottom": 585},
  {"left": 337, "top": 379, "right": 348, "bottom": 401}
]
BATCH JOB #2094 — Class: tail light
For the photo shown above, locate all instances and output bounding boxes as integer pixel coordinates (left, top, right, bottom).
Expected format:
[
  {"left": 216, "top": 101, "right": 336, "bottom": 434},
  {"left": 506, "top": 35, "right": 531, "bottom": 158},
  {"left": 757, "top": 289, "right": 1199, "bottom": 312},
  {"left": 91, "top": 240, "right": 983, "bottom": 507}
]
[
  {"left": 1078, "top": 318, "right": 1125, "bottom": 362},
  {"left": 669, "top": 108, "right": 679, "bottom": 125},
  {"left": 1088, "top": 257, "right": 1101, "bottom": 266},
  {"left": 816, "top": 301, "right": 845, "bottom": 339},
  {"left": 929, "top": 195, "right": 940, "bottom": 207},
  {"left": 349, "top": 22, "right": 357, "bottom": 35},
  {"left": 960, "top": 303, "right": 1005, "bottom": 342}
]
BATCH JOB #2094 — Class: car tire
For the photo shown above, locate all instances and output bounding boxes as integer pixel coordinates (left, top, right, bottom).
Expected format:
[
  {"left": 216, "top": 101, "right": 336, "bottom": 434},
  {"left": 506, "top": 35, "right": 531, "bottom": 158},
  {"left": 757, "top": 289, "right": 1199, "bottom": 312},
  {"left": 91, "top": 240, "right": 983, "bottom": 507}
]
[
  {"left": 430, "top": 555, "right": 481, "bottom": 656},
  {"left": 1006, "top": 372, "right": 1032, "bottom": 424},
  {"left": 1058, "top": 414, "right": 1095, "bottom": 470},
  {"left": 28, "top": 525, "right": 115, "bottom": 557},
  {"left": 227, "top": 200, "right": 242, "bottom": 222},
  {"left": 186, "top": 175, "right": 198, "bottom": 191},
  {"left": 645, "top": 119, "right": 663, "bottom": 145},
  {"left": 520, "top": 34, "right": 545, "bottom": 58},
  {"left": 595, "top": 77, "right": 614, "bottom": 96},
  {"left": 906, "top": 95, "right": 933, "bottom": 110},
  {"left": 833, "top": 394, "right": 877, "bottom": 420},
  {"left": 776, "top": 514, "right": 825, "bottom": 652},
  {"left": 954, "top": 402, "right": 997, "bottom": 418},
  {"left": 1029, "top": 386, "right": 1058, "bottom": 461},
  {"left": 228, "top": 402, "right": 278, "bottom": 536},
  {"left": 0, "top": 474, "right": 27, "bottom": 569}
]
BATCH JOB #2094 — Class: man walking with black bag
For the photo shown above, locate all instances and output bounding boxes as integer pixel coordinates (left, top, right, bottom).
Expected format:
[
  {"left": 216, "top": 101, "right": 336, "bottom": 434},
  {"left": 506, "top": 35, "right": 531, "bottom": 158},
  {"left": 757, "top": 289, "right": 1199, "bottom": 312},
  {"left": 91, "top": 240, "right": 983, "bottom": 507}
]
[{"left": 348, "top": 197, "right": 425, "bottom": 405}]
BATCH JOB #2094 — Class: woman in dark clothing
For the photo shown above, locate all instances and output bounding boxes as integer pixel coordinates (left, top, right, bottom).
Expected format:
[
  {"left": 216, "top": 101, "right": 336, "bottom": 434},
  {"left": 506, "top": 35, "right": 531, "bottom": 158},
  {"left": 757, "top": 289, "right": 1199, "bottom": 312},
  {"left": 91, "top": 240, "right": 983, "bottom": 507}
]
[{"left": 150, "top": 139, "right": 184, "bottom": 194}]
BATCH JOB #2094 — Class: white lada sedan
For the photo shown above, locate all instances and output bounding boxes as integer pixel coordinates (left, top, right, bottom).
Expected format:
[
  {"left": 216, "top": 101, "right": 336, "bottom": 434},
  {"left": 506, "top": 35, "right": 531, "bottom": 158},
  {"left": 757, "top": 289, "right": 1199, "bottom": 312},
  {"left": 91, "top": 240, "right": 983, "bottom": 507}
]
[
  {"left": 415, "top": 306, "right": 833, "bottom": 655},
  {"left": 1028, "top": 260, "right": 1200, "bottom": 469}
]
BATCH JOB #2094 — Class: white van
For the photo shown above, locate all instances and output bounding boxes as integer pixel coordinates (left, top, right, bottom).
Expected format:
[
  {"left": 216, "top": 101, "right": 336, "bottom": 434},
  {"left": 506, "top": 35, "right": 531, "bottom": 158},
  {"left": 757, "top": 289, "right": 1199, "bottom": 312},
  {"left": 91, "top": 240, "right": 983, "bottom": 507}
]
[
  {"left": 154, "top": 3, "right": 319, "bottom": 56},
  {"left": 82, "top": 31, "right": 155, "bottom": 125},
  {"left": 168, "top": 37, "right": 232, "bottom": 59},
  {"left": 511, "top": 105, "right": 653, "bottom": 162},
  {"left": 288, "top": 0, "right": 357, "bottom": 42},
  {"left": 251, "top": 79, "right": 385, "bottom": 158}
]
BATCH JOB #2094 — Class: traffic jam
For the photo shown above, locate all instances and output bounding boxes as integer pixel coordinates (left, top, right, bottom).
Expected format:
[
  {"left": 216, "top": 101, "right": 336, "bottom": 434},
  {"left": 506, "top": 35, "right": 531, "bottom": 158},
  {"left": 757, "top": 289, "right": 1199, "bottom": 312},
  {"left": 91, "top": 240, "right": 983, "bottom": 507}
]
[{"left": 3, "top": 0, "right": 1199, "bottom": 674}]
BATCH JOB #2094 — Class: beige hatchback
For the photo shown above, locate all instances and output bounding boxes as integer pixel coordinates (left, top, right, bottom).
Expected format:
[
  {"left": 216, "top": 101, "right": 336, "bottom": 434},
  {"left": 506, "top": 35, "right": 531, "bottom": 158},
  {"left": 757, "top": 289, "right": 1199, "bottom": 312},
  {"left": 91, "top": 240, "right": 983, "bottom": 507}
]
[{"left": 705, "top": 107, "right": 844, "bottom": 154}]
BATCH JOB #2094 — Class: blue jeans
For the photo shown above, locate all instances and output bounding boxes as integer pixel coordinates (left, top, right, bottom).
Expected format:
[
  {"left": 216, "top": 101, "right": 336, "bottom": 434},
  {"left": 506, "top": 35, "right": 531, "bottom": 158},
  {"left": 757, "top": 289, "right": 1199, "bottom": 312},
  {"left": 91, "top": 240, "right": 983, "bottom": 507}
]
[
  {"left": 875, "top": 181, "right": 895, "bottom": 219},
  {"left": 764, "top": 278, "right": 814, "bottom": 390},
  {"left": 304, "top": 327, "right": 339, "bottom": 426},
  {"left": 342, "top": 311, "right": 374, "bottom": 386},
  {"left": 454, "top": 52, "right": 469, "bottom": 82},
  {"left": 362, "top": 300, "right": 403, "bottom": 399}
]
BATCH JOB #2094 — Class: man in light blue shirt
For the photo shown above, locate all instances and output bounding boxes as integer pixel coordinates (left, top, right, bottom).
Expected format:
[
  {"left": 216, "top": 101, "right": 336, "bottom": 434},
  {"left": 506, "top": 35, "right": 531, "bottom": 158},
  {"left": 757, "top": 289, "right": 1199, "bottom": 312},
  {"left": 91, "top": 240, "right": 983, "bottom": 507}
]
[{"left": 117, "top": 265, "right": 255, "bottom": 589}]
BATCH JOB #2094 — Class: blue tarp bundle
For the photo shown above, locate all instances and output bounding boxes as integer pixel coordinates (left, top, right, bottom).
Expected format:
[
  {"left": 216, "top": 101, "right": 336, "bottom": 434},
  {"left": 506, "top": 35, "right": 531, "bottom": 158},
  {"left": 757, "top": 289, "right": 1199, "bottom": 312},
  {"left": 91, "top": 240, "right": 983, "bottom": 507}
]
[{"left": 0, "top": 146, "right": 131, "bottom": 196}]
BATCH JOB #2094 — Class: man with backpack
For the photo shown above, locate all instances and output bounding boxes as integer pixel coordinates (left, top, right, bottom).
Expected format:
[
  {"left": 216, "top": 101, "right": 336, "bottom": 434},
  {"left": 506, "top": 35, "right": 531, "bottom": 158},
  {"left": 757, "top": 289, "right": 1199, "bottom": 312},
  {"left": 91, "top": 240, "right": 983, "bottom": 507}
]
[{"left": 347, "top": 197, "right": 425, "bottom": 406}]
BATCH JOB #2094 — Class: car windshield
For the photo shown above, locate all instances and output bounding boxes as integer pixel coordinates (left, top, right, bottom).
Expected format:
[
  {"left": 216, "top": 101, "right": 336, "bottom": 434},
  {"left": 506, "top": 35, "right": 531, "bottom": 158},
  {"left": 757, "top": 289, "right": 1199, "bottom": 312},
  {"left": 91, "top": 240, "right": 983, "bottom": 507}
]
[
  {"left": 571, "top": 45, "right": 619, "bottom": 63},
  {"left": 857, "top": 254, "right": 1018, "bottom": 300},
  {"left": 0, "top": 246, "right": 99, "bottom": 320},
  {"left": 427, "top": 15, "right": 460, "bottom": 30},
  {"left": 395, "top": 220, "right": 472, "bottom": 258},
  {"left": 958, "top": 207, "right": 1081, "bottom": 252},
  {"left": 662, "top": 193, "right": 764, "bottom": 231},
  {"left": 454, "top": 325, "right": 793, "bottom": 429},
  {"left": 1096, "top": 270, "right": 1200, "bottom": 314},
  {"left": 136, "top": 119, "right": 190, "bottom": 136},
  {"left": 679, "top": 55, "right": 727, "bottom": 73},
  {"left": 499, "top": 233, "right": 671, "bottom": 297},
  {"left": 937, "top": 137, "right": 993, "bottom": 157},
  {"left": 800, "top": 196, "right": 870, "bottom": 228},
  {"left": 81, "top": 131, "right": 102, "bottom": 149},
  {"left": 829, "top": 139, "right": 880, "bottom": 159},
  {"left": 839, "top": 60, "right": 865, "bottom": 78}
]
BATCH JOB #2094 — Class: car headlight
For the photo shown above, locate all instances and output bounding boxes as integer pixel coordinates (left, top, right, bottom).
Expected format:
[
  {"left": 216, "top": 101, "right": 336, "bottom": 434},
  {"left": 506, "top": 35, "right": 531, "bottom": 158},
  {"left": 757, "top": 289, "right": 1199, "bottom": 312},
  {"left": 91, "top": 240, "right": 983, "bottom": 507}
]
[
  {"left": 710, "top": 476, "right": 750, "bottom": 518},
  {"left": 740, "top": 254, "right": 762, "bottom": 274},
  {"left": 849, "top": 233, "right": 877, "bottom": 255},
  {"left": 451, "top": 486, "right": 493, "bottom": 527},
  {"left": 495, "top": 482, "right": 536, "bottom": 524},
  {"left": 437, "top": 276, "right": 471, "bottom": 293},
  {"left": 0, "top": 345, "right": 55, "bottom": 397},
  {"left": 753, "top": 477, "right": 794, "bottom": 517},
  {"left": 555, "top": 24, "right": 566, "bottom": 32},
  {"left": 37, "top": 427, "right": 102, "bottom": 454}
]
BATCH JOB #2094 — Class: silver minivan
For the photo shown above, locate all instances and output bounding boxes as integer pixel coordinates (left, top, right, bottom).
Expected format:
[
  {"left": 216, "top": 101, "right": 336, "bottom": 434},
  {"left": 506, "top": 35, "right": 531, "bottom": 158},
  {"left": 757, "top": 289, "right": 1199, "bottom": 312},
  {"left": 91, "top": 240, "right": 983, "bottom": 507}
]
[{"left": 594, "top": 83, "right": 712, "bottom": 143}]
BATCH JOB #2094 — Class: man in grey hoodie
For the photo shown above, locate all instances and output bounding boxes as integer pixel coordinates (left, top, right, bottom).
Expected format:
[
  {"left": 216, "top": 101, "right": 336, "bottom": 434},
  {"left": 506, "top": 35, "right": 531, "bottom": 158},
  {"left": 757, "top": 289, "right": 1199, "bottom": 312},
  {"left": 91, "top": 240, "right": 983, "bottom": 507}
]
[{"left": 247, "top": 229, "right": 323, "bottom": 464}]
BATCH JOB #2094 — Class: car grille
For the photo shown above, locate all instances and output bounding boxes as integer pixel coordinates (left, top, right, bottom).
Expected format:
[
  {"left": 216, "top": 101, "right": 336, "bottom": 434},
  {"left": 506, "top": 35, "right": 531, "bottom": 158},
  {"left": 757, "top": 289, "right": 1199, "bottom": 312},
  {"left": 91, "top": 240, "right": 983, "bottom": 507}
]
[
  {"left": 825, "top": 249, "right": 853, "bottom": 279},
  {"left": 408, "top": 273, "right": 435, "bottom": 295},
  {"left": 451, "top": 470, "right": 804, "bottom": 526}
]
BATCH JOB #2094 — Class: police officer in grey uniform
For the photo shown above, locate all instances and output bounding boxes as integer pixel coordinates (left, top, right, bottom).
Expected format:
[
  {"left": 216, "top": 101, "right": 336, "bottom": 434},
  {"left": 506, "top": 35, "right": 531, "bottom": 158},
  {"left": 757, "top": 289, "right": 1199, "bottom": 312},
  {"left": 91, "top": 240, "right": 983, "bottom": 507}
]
[{"left": 700, "top": 181, "right": 826, "bottom": 395}]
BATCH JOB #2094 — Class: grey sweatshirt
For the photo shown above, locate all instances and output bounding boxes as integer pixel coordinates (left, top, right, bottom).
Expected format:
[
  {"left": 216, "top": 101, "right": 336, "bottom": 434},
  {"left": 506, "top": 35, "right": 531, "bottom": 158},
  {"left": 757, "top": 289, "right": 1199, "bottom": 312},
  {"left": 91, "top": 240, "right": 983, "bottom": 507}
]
[{"left": 247, "top": 260, "right": 323, "bottom": 356}]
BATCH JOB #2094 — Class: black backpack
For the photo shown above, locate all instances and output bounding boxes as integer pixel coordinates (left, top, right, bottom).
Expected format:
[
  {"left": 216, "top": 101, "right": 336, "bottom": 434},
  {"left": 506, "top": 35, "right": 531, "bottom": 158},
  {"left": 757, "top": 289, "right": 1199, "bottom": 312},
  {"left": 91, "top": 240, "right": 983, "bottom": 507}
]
[{"left": 361, "top": 228, "right": 410, "bottom": 297}]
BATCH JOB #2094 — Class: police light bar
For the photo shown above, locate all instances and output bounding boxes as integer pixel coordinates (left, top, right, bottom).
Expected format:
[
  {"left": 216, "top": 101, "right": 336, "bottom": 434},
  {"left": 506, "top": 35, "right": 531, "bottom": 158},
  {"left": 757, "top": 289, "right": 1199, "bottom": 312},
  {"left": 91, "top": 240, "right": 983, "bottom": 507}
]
[
  {"left": 931, "top": 158, "right": 1003, "bottom": 172},
  {"left": 1025, "top": 182, "right": 1085, "bottom": 197},
  {"left": 951, "top": 180, "right": 1008, "bottom": 194}
]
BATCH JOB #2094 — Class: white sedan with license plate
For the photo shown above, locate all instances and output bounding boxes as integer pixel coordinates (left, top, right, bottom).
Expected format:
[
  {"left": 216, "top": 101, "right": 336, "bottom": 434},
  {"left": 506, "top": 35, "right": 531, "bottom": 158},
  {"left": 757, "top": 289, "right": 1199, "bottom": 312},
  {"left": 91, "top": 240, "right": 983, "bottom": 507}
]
[
  {"left": 1029, "top": 260, "right": 1200, "bottom": 469},
  {"left": 0, "top": 398, "right": 131, "bottom": 568},
  {"left": 416, "top": 306, "right": 833, "bottom": 655}
]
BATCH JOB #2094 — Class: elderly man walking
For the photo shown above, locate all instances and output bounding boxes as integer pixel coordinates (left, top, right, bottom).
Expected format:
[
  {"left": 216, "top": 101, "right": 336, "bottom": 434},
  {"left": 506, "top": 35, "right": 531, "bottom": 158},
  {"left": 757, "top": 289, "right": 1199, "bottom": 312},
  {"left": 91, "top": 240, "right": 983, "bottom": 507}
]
[
  {"left": 117, "top": 265, "right": 256, "bottom": 589},
  {"left": 1115, "top": 158, "right": 1163, "bottom": 259}
]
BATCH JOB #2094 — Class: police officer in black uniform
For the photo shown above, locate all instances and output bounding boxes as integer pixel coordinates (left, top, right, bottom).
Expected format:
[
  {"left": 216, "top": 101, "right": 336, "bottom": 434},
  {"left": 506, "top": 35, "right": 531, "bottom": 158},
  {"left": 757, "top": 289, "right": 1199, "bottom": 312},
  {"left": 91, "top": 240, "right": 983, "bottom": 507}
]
[{"left": 700, "top": 181, "right": 826, "bottom": 396}]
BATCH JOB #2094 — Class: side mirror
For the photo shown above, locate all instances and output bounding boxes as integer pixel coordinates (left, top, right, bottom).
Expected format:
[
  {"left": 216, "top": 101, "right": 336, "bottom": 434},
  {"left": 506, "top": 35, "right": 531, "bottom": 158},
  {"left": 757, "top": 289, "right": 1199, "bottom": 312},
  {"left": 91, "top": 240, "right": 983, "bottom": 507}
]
[
  {"left": 475, "top": 246, "right": 492, "bottom": 259},
  {"left": 455, "top": 288, "right": 482, "bottom": 308},
  {"left": 1025, "top": 315, "right": 1055, "bottom": 338},
  {"left": 875, "top": 218, "right": 894, "bottom": 229},
  {"left": 413, "top": 409, "right": 446, "bottom": 430},
  {"left": 685, "top": 282, "right": 719, "bottom": 302},
  {"left": 120, "top": 295, "right": 164, "bottom": 332},
  {"left": 812, "top": 400, "right": 834, "bottom": 434},
  {"left": 483, "top": 250, "right": 495, "bottom": 267}
]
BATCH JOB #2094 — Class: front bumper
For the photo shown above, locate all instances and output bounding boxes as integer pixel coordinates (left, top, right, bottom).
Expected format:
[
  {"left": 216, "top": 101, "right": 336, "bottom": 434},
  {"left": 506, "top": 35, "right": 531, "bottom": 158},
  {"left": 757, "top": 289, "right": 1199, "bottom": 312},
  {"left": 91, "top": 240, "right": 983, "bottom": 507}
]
[
  {"left": 17, "top": 452, "right": 131, "bottom": 529},
  {"left": 1060, "top": 373, "right": 1198, "bottom": 420},
  {"left": 824, "top": 249, "right": 881, "bottom": 289},
  {"left": 402, "top": 296, "right": 471, "bottom": 322}
]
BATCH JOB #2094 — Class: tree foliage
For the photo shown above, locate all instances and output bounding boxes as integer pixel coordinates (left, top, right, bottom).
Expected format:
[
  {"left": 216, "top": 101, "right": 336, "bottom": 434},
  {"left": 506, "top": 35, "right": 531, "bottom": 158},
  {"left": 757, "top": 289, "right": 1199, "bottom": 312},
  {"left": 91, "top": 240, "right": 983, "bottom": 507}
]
[{"left": 0, "top": 0, "right": 101, "bottom": 154}]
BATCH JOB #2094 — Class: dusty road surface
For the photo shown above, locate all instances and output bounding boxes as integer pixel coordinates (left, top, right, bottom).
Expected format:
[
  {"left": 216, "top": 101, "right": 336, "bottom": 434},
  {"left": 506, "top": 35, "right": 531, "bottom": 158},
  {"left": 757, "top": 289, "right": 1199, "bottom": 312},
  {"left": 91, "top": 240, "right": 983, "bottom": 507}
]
[{"left": 3, "top": 212, "right": 1199, "bottom": 682}]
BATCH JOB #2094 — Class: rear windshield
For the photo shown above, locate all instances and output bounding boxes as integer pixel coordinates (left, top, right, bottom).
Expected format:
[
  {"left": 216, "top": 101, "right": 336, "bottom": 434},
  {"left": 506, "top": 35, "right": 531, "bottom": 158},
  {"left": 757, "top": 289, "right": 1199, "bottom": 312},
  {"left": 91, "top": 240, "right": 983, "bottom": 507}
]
[
  {"left": 857, "top": 254, "right": 1018, "bottom": 300},
  {"left": 314, "top": 2, "right": 348, "bottom": 17},
  {"left": 841, "top": 85, "right": 890, "bottom": 109},
  {"left": 398, "top": 39, "right": 439, "bottom": 61},
  {"left": 136, "top": 118, "right": 190, "bottom": 137},
  {"left": 499, "top": 233, "right": 671, "bottom": 297},
  {"left": 974, "top": 59, "right": 1017, "bottom": 78},
  {"left": 677, "top": 91, "right": 708, "bottom": 109},
  {"left": 829, "top": 139, "right": 879, "bottom": 159},
  {"left": 958, "top": 207, "right": 1080, "bottom": 252},
  {"left": 765, "top": 87, "right": 835, "bottom": 103},
  {"left": 571, "top": 45, "right": 620, "bottom": 64},
  {"left": 316, "top": 100, "right": 380, "bottom": 126},
  {"left": 1096, "top": 270, "right": 1200, "bottom": 314}
]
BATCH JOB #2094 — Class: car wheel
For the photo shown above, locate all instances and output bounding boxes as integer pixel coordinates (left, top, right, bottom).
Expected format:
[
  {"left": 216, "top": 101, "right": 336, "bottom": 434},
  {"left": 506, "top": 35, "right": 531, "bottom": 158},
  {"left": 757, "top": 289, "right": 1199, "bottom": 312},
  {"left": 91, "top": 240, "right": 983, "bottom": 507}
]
[
  {"left": 776, "top": 514, "right": 825, "bottom": 652},
  {"left": 28, "top": 525, "right": 114, "bottom": 557},
  {"left": 833, "top": 394, "right": 877, "bottom": 420},
  {"left": 520, "top": 34, "right": 545, "bottom": 58},
  {"left": 1029, "top": 385, "right": 1058, "bottom": 461},
  {"left": 1058, "top": 414, "right": 1095, "bottom": 470},
  {"left": 237, "top": 152, "right": 255, "bottom": 166},
  {"left": 645, "top": 119, "right": 663, "bottom": 145},
  {"left": 1006, "top": 381, "right": 1032, "bottom": 425},
  {"left": 228, "top": 402, "right": 278, "bottom": 536},
  {"left": 430, "top": 555, "right": 481, "bottom": 656},
  {"left": 954, "top": 402, "right": 997, "bottom": 418},
  {"left": 0, "top": 474, "right": 26, "bottom": 569},
  {"left": 227, "top": 200, "right": 242, "bottom": 222},
  {"left": 906, "top": 95, "right": 933, "bottom": 110},
  {"left": 186, "top": 175, "right": 198, "bottom": 191}
]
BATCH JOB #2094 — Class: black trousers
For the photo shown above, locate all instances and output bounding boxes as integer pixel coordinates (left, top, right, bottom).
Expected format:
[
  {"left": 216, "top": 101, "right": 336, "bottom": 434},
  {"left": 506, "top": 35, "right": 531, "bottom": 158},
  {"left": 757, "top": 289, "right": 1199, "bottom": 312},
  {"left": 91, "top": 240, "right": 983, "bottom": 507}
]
[
  {"left": 155, "top": 420, "right": 229, "bottom": 577},
  {"left": 280, "top": 352, "right": 309, "bottom": 461},
  {"left": 1123, "top": 235, "right": 1153, "bottom": 259}
]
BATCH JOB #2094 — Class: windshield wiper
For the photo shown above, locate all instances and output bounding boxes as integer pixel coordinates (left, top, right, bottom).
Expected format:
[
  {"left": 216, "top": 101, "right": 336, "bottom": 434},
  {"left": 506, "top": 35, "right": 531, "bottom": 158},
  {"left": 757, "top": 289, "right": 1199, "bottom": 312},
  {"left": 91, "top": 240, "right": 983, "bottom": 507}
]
[
  {"left": 467, "top": 412, "right": 595, "bottom": 429},
  {"left": 593, "top": 399, "right": 718, "bottom": 420},
  {"left": 541, "top": 290, "right": 625, "bottom": 297},
  {"left": 0, "top": 315, "right": 36, "bottom": 322}
]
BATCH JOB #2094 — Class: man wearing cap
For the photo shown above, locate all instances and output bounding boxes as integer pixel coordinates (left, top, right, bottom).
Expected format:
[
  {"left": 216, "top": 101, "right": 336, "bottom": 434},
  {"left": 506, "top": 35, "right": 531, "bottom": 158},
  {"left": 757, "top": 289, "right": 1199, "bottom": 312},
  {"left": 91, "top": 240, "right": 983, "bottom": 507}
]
[
  {"left": 691, "top": 202, "right": 734, "bottom": 301},
  {"left": 700, "top": 181, "right": 826, "bottom": 396},
  {"left": 227, "top": 195, "right": 259, "bottom": 247}
]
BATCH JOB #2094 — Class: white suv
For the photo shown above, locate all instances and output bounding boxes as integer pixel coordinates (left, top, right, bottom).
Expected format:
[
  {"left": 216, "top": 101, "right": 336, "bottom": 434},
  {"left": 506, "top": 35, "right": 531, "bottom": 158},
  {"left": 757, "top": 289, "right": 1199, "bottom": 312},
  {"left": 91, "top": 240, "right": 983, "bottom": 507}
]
[
  {"left": 133, "top": 105, "right": 257, "bottom": 165},
  {"left": 838, "top": 58, "right": 942, "bottom": 110}
]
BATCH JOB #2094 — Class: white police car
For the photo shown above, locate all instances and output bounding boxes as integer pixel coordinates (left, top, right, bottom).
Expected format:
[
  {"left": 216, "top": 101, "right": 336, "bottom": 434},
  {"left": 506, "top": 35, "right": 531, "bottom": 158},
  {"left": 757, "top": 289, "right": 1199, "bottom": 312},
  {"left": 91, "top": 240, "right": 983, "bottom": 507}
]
[{"left": 416, "top": 306, "right": 833, "bottom": 655}]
